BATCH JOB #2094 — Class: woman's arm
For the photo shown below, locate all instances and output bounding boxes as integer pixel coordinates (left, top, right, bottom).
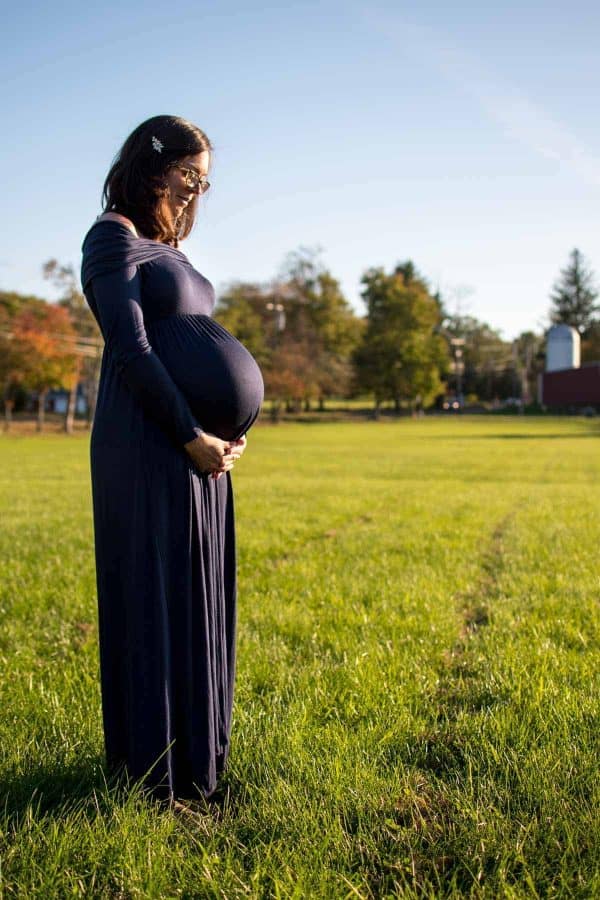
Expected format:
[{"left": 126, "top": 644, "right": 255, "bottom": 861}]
[{"left": 90, "top": 263, "right": 204, "bottom": 446}]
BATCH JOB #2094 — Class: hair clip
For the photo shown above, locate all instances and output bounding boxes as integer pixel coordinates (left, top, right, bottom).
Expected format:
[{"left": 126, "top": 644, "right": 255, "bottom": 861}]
[{"left": 151, "top": 136, "right": 163, "bottom": 153}]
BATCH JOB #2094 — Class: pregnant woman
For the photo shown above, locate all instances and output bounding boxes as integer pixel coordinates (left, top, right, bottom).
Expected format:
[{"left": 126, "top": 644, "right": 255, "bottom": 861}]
[{"left": 80, "top": 115, "right": 264, "bottom": 809}]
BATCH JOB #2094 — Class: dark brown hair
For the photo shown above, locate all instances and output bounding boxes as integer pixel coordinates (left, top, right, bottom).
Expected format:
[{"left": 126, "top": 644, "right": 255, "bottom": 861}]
[{"left": 102, "top": 115, "right": 213, "bottom": 247}]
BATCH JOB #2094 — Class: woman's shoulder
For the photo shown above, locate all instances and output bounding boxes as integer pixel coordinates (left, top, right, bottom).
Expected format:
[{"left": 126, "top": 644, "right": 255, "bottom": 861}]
[
  {"left": 81, "top": 214, "right": 145, "bottom": 291},
  {"left": 81, "top": 212, "right": 189, "bottom": 292},
  {"left": 93, "top": 212, "right": 140, "bottom": 236}
]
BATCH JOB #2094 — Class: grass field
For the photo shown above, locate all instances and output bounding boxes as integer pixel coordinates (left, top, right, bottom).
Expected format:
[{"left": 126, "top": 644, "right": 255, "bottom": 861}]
[{"left": 1, "top": 417, "right": 599, "bottom": 898}]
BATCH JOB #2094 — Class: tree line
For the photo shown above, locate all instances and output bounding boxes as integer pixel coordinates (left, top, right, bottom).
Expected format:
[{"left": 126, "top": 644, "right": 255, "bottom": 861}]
[{"left": 0, "top": 246, "right": 597, "bottom": 431}]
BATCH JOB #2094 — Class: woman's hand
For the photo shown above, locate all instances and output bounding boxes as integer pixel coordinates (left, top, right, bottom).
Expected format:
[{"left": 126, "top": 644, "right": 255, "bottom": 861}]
[
  {"left": 183, "top": 431, "right": 241, "bottom": 478},
  {"left": 230, "top": 434, "right": 247, "bottom": 457},
  {"left": 211, "top": 434, "right": 248, "bottom": 479}
]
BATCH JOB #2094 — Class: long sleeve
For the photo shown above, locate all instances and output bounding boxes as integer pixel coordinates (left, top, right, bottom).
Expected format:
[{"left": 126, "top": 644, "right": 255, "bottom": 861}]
[{"left": 90, "top": 264, "right": 203, "bottom": 446}]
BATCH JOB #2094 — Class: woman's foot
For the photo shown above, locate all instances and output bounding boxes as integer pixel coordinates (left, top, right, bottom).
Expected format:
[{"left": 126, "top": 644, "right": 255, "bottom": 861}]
[
  {"left": 168, "top": 797, "right": 210, "bottom": 822},
  {"left": 154, "top": 785, "right": 230, "bottom": 821}
]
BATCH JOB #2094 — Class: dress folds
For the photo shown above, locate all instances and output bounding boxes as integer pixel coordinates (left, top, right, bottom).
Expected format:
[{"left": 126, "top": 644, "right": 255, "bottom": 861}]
[{"left": 81, "top": 220, "right": 262, "bottom": 800}]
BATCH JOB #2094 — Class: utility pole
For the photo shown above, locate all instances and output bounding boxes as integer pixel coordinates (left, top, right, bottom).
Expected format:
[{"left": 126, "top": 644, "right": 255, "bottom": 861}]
[
  {"left": 450, "top": 337, "right": 465, "bottom": 402},
  {"left": 512, "top": 338, "right": 532, "bottom": 408},
  {"left": 265, "top": 300, "right": 286, "bottom": 420},
  {"left": 266, "top": 302, "right": 285, "bottom": 333}
]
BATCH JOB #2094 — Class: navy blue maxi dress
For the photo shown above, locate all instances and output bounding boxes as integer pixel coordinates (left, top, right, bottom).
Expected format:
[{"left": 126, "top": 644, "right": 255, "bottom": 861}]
[{"left": 80, "top": 219, "right": 264, "bottom": 801}]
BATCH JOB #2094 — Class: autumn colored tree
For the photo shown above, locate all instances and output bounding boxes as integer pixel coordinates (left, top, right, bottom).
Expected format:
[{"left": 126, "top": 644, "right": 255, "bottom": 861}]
[
  {"left": 276, "top": 248, "right": 363, "bottom": 408},
  {"left": 354, "top": 261, "right": 448, "bottom": 411},
  {"left": 43, "top": 259, "right": 103, "bottom": 428},
  {"left": 11, "top": 303, "right": 80, "bottom": 432},
  {"left": 218, "top": 283, "right": 319, "bottom": 415},
  {"left": 263, "top": 336, "right": 317, "bottom": 417},
  {"left": 43, "top": 260, "right": 98, "bottom": 338},
  {"left": 0, "top": 291, "right": 51, "bottom": 429},
  {"left": 0, "top": 306, "right": 23, "bottom": 431}
]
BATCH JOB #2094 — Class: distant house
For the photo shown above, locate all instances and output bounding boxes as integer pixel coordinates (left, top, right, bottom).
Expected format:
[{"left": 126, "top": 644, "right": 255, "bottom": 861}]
[
  {"left": 45, "top": 384, "right": 89, "bottom": 416},
  {"left": 540, "top": 325, "right": 600, "bottom": 409}
]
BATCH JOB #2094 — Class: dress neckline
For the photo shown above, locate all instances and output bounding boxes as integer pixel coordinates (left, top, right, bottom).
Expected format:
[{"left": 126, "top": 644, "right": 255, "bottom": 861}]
[{"left": 88, "top": 218, "right": 190, "bottom": 261}]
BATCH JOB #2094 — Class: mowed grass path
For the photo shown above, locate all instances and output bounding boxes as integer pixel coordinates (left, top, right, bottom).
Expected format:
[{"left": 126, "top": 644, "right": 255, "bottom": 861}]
[{"left": 0, "top": 417, "right": 599, "bottom": 898}]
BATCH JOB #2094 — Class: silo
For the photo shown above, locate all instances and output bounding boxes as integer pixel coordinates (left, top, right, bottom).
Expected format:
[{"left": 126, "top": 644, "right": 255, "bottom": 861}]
[{"left": 546, "top": 324, "right": 580, "bottom": 372}]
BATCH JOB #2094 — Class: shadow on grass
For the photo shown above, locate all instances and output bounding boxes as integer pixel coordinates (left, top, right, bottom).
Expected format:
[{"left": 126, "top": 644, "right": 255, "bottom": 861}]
[
  {"left": 438, "top": 431, "right": 600, "bottom": 440},
  {"left": 0, "top": 756, "right": 238, "bottom": 828},
  {"left": 0, "top": 755, "right": 125, "bottom": 824}
]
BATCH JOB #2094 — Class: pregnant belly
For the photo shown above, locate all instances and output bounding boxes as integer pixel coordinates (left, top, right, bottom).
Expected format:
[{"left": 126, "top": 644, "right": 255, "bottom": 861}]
[{"left": 148, "top": 314, "right": 264, "bottom": 441}]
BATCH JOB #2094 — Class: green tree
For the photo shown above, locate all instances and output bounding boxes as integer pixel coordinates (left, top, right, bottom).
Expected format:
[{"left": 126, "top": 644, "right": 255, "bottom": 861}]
[
  {"left": 581, "top": 320, "right": 600, "bottom": 364},
  {"left": 215, "top": 248, "right": 362, "bottom": 412},
  {"left": 43, "top": 260, "right": 98, "bottom": 338},
  {"left": 278, "top": 248, "right": 363, "bottom": 408},
  {"left": 214, "top": 282, "right": 271, "bottom": 371},
  {"left": 443, "top": 314, "right": 515, "bottom": 401},
  {"left": 215, "top": 280, "right": 308, "bottom": 416},
  {"left": 549, "top": 248, "right": 598, "bottom": 335},
  {"left": 0, "top": 290, "right": 48, "bottom": 319},
  {"left": 512, "top": 330, "right": 544, "bottom": 405},
  {"left": 354, "top": 262, "right": 448, "bottom": 411}
]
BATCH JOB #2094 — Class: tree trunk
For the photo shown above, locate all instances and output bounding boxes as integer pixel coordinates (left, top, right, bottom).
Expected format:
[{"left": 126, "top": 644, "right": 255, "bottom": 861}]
[
  {"left": 65, "top": 357, "right": 83, "bottom": 434},
  {"left": 37, "top": 388, "right": 48, "bottom": 432},
  {"left": 64, "top": 381, "right": 78, "bottom": 434},
  {"left": 3, "top": 398, "right": 13, "bottom": 433},
  {"left": 394, "top": 395, "right": 401, "bottom": 413},
  {"left": 86, "top": 353, "right": 102, "bottom": 429},
  {"left": 304, "top": 398, "right": 311, "bottom": 412},
  {"left": 270, "top": 399, "right": 282, "bottom": 423},
  {"left": 318, "top": 395, "right": 325, "bottom": 412}
]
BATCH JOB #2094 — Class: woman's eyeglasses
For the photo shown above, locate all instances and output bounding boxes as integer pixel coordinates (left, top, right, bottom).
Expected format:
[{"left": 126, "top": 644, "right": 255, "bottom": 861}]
[{"left": 174, "top": 165, "right": 210, "bottom": 194}]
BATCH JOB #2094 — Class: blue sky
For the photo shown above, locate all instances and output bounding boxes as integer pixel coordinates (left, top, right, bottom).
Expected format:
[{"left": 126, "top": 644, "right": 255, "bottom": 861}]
[{"left": 2, "top": 0, "right": 599, "bottom": 339}]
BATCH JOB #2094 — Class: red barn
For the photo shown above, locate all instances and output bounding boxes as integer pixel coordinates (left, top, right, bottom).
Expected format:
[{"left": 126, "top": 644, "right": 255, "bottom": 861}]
[{"left": 541, "top": 364, "right": 600, "bottom": 408}]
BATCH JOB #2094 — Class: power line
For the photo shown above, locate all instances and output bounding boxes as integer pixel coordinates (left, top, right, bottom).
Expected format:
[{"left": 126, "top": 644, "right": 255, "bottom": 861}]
[{"left": 0, "top": 328, "right": 103, "bottom": 359}]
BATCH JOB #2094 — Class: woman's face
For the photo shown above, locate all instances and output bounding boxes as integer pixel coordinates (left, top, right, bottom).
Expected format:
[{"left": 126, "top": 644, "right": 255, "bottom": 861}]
[{"left": 164, "top": 150, "right": 210, "bottom": 220}]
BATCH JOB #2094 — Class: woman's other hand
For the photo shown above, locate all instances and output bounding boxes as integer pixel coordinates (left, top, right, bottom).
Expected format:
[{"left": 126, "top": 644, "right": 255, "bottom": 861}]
[
  {"left": 211, "top": 434, "right": 247, "bottom": 480},
  {"left": 184, "top": 432, "right": 241, "bottom": 478}
]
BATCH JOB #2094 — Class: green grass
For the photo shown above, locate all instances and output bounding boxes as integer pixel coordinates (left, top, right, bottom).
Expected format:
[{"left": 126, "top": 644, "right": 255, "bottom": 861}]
[{"left": 1, "top": 417, "right": 599, "bottom": 898}]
